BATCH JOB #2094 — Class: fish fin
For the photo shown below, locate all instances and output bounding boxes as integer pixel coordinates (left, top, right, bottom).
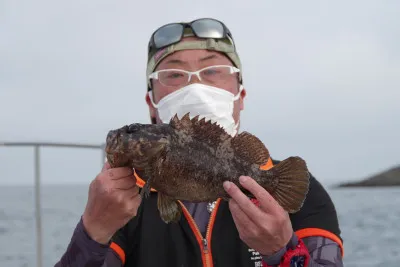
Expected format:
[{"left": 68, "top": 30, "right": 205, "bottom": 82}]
[
  {"left": 138, "top": 151, "right": 164, "bottom": 199},
  {"left": 169, "top": 113, "right": 192, "bottom": 132},
  {"left": 157, "top": 193, "right": 182, "bottom": 223},
  {"left": 140, "top": 177, "right": 152, "bottom": 199},
  {"left": 231, "top": 131, "right": 270, "bottom": 166},
  {"left": 260, "top": 156, "right": 310, "bottom": 213},
  {"left": 169, "top": 112, "right": 231, "bottom": 148}
]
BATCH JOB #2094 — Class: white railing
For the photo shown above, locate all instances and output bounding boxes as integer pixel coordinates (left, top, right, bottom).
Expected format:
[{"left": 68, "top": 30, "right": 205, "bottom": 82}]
[{"left": 0, "top": 142, "right": 106, "bottom": 267}]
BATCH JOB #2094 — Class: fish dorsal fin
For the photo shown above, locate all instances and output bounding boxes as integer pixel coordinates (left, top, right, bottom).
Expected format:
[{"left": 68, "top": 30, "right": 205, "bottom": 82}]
[
  {"left": 169, "top": 113, "right": 192, "bottom": 132},
  {"left": 231, "top": 131, "right": 270, "bottom": 166},
  {"left": 169, "top": 112, "right": 231, "bottom": 147}
]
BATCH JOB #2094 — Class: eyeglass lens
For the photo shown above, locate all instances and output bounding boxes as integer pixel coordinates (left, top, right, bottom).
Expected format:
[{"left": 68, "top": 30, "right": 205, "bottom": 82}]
[
  {"left": 153, "top": 24, "right": 184, "bottom": 49},
  {"left": 191, "top": 19, "right": 225, "bottom": 38}
]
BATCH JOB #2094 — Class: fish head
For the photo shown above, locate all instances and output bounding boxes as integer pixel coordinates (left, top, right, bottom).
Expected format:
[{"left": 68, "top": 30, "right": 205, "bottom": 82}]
[{"left": 105, "top": 123, "right": 169, "bottom": 170}]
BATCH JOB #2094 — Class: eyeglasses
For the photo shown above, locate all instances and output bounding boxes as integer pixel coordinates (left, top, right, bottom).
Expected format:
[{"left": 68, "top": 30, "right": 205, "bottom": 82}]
[
  {"left": 148, "top": 65, "right": 240, "bottom": 87},
  {"left": 148, "top": 18, "right": 235, "bottom": 56}
]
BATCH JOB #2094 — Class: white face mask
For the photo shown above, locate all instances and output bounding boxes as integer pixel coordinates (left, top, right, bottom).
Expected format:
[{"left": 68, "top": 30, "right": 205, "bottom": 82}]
[{"left": 148, "top": 83, "right": 243, "bottom": 136}]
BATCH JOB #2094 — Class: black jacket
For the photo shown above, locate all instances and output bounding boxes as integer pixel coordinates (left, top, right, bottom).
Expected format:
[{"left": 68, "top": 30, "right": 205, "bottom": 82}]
[{"left": 110, "top": 160, "right": 343, "bottom": 267}]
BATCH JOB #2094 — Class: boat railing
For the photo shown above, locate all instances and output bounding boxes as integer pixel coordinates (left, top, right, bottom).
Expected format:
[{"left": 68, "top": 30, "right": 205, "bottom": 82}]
[{"left": 0, "top": 141, "right": 106, "bottom": 267}]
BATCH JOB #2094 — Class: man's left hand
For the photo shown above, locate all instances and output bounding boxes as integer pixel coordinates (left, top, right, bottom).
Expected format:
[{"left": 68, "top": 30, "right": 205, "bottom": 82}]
[{"left": 223, "top": 175, "right": 293, "bottom": 256}]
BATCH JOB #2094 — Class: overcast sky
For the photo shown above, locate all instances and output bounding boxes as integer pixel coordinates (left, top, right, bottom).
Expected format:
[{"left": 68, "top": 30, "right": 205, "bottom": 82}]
[{"left": 0, "top": 0, "right": 399, "bottom": 186}]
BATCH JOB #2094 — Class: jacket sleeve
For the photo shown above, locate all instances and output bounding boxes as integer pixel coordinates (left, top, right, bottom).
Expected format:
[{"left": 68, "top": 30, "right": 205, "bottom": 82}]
[
  {"left": 292, "top": 172, "right": 344, "bottom": 266},
  {"left": 303, "top": 236, "right": 343, "bottom": 267},
  {"left": 289, "top": 173, "right": 343, "bottom": 245},
  {"left": 262, "top": 234, "right": 343, "bottom": 266},
  {"left": 53, "top": 217, "right": 123, "bottom": 267}
]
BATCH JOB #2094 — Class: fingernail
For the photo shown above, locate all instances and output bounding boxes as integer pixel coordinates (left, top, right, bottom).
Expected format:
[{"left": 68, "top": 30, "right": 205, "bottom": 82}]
[
  {"left": 223, "top": 181, "right": 231, "bottom": 190},
  {"left": 239, "top": 176, "right": 248, "bottom": 183}
]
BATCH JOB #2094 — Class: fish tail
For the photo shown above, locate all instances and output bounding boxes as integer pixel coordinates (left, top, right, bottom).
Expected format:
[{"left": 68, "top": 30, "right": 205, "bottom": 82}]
[{"left": 260, "top": 157, "right": 310, "bottom": 213}]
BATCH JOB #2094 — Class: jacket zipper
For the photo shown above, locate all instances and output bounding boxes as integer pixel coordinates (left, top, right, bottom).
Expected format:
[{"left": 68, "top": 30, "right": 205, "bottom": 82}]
[
  {"left": 203, "top": 239, "right": 209, "bottom": 254},
  {"left": 179, "top": 199, "right": 221, "bottom": 267}
]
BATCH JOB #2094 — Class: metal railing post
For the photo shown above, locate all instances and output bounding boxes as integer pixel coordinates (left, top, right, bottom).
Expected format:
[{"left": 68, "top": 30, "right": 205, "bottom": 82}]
[{"left": 34, "top": 145, "right": 43, "bottom": 267}]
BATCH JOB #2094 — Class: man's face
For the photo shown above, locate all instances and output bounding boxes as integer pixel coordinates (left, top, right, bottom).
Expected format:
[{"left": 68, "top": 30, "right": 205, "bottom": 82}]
[{"left": 145, "top": 37, "right": 247, "bottom": 126}]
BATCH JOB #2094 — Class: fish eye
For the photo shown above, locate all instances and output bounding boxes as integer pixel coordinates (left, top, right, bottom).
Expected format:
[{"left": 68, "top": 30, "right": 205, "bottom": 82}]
[{"left": 127, "top": 123, "right": 141, "bottom": 133}]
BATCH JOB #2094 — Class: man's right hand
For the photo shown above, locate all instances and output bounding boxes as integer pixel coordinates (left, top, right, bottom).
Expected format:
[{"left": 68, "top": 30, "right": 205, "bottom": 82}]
[{"left": 82, "top": 161, "right": 142, "bottom": 245}]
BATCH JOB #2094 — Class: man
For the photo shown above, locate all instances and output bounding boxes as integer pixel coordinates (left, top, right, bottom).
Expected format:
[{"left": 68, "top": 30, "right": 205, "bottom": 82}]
[{"left": 55, "top": 18, "right": 344, "bottom": 267}]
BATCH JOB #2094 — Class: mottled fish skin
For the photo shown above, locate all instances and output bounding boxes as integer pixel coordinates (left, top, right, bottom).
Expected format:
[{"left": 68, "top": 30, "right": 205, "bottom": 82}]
[
  {"left": 148, "top": 128, "right": 268, "bottom": 202},
  {"left": 106, "top": 114, "right": 267, "bottom": 201},
  {"left": 105, "top": 123, "right": 173, "bottom": 170},
  {"left": 105, "top": 113, "right": 310, "bottom": 222}
]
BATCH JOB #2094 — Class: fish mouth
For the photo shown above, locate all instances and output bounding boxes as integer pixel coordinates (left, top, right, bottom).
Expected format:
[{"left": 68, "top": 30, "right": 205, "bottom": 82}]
[
  {"left": 105, "top": 124, "right": 142, "bottom": 154},
  {"left": 105, "top": 127, "right": 126, "bottom": 154}
]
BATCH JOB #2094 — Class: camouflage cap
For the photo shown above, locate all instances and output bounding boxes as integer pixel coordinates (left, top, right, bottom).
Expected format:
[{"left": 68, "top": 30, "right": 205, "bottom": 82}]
[{"left": 146, "top": 29, "right": 242, "bottom": 90}]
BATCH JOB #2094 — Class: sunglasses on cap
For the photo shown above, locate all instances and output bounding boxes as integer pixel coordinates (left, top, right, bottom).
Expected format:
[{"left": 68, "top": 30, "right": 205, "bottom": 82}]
[{"left": 148, "top": 18, "right": 235, "bottom": 56}]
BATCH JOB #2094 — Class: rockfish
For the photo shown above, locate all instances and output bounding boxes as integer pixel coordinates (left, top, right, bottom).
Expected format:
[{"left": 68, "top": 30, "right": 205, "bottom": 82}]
[{"left": 105, "top": 113, "right": 310, "bottom": 223}]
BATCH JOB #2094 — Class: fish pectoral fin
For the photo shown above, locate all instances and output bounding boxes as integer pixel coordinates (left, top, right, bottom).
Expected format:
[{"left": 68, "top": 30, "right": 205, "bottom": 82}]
[
  {"left": 231, "top": 131, "right": 270, "bottom": 166},
  {"left": 261, "top": 156, "right": 310, "bottom": 213},
  {"left": 157, "top": 193, "right": 182, "bottom": 224}
]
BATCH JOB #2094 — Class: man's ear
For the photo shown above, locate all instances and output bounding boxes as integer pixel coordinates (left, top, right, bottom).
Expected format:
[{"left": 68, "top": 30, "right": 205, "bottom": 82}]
[
  {"left": 239, "top": 86, "right": 247, "bottom": 111},
  {"left": 145, "top": 92, "right": 157, "bottom": 124}
]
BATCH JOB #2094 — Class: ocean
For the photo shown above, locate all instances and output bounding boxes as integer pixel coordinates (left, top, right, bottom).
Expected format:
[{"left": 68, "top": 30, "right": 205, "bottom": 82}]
[{"left": 0, "top": 185, "right": 399, "bottom": 267}]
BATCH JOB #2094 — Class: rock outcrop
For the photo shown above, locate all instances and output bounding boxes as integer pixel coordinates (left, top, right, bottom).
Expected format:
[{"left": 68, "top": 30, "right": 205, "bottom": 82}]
[{"left": 337, "top": 165, "right": 400, "bottom": 187}]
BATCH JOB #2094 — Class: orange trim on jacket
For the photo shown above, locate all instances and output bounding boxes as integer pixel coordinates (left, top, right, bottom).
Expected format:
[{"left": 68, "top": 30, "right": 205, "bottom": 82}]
[
  {"left": 134, "top": 171, "right": 156, "bottom": 191},
  {"left": 295, "top": 228, "right": 344, "bottom": 257},
  {"left": 110, "top": 242, "right": 125, "bottom": 265},
  {"left": 179, "top": 199, "right": 221, "bottom": 267}
]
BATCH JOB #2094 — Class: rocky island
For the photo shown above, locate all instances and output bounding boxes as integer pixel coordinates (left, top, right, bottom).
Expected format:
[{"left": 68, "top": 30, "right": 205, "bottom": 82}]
[{"left": 337, "top": 165, "right": 400, "bottom": 187}]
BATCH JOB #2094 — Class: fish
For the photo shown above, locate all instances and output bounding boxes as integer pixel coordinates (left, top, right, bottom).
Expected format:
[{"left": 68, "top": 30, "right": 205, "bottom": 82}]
[{"left": 105, "top": 113, "right": 310, "bottom": 224}]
